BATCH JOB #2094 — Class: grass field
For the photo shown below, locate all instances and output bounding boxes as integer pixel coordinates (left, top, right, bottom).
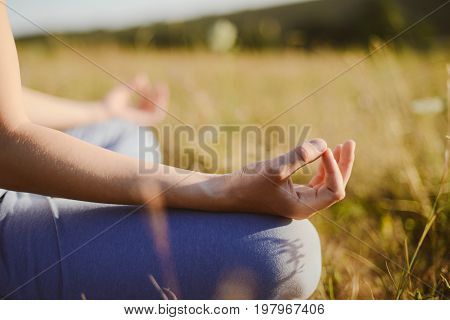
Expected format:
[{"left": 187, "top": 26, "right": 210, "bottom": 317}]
[{"left": 17, "top": 43, "right": 450, "bottom": 299}]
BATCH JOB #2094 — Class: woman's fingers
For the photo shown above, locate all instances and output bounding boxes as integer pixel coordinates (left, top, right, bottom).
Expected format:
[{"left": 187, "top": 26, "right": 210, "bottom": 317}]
[
  {"left": 291, "top": 141, "right": 355, "bottom": 218},
  {"left": 323, "top": 149, "right": 344, "bottom": 194},
  {"left": 308, "top": 149, "right": 345, "bottom": 210},
  {"left": 338, "top": 140, "right": 356, "bottom": 186},
  {"left": 269, "top": 138, "right": 327, "bottom": 180},
  {"left": 291, "top": 150, "right": 343, "bottom": 216},
  {"left": 333, "top": 144, "right": 342, "bottom": 162},
  {"left": 129, "top": 74, "right": 160, "bottom": 111},
  {"left": 296, "top": 149, "right": 344, "bottom": 208},
  {"left": 307, "top": 163, "right": 325, "bottom": 187},
  {"left": 312, "top": 142, "right": 354, "bottom": 210},
  {"left": 308, "top": 144, "right": 341, "bottom": 187},
  {"left": 130, "top": 73, "right": 150, "bottom": 92}
]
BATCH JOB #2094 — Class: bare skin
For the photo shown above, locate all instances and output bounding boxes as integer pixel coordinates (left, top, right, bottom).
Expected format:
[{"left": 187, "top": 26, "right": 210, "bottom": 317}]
[
  {"left": 0, "top": 2, "right": 355, "bottom": 219},
  {"left": 23, "top": 74, "right": 169, "bottom": 130}
]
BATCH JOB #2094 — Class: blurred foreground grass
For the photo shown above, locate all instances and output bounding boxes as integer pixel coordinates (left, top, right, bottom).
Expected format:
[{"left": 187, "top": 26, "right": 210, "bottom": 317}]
[{"left": 17, "top": 43, "right": 449, "bottom": 299}]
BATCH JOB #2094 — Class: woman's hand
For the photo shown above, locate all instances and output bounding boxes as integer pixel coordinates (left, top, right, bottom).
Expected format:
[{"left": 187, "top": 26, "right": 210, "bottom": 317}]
[
  {"left": 103, "top": 74, "right": 169, "bottom": 125},
  {"left": 225, "top": 139, "right": 356, "bottom": 219}
]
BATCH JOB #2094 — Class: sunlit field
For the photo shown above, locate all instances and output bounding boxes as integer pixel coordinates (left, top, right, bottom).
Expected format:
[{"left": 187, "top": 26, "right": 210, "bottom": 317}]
[{"left": 17, "top": 43, "right": 449, "bottom": 299}]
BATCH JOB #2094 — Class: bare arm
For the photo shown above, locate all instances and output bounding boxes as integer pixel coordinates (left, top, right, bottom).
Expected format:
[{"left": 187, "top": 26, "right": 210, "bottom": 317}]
[
  {"left": 23, "top": 74, "right": 169, "bottom": 130},
  {"left": 22, "top": 87, "right": 108, "bottom": 130}
]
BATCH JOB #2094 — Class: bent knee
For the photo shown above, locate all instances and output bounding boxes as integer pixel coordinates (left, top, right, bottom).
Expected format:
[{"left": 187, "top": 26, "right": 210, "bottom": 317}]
[{"left": 264, "top": 219, "right": 322, "bottom": 299}]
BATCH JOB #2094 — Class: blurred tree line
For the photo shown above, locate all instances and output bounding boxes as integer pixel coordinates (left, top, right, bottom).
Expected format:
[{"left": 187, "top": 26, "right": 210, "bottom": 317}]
[{"left": 18, "top": 0, "right": 449, "bottom": 50}]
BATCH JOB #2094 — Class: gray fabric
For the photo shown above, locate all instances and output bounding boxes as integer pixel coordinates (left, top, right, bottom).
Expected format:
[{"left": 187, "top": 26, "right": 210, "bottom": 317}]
[{"left": 0, "top": 191, "right": 321, "bottom": 299}]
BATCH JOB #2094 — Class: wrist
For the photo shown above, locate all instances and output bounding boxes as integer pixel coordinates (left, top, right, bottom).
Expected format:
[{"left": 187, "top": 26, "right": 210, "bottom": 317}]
[
  {"left": 200, "top": 173, "right": 236, "bottom": 211},
  {"left": 131, "top": 167, "right": 239, "bottom": 212},
  {"left": 91, "top": 102, "right": 111, "bottom": 123},
  {"left": 165, "top": 171, "right": 233, "bottom": 211}
]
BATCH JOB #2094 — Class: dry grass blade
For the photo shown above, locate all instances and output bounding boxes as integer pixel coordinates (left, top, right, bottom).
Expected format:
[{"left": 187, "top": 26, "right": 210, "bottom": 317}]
[
  {"left": 149, "top": 275, "right": 169, "bottom": 300},
  {"left": 385, "top": 261, "right": 398, "bottom": 292},
  {"left": 138, "top": 181, "right": 180, "bottom": 299}
]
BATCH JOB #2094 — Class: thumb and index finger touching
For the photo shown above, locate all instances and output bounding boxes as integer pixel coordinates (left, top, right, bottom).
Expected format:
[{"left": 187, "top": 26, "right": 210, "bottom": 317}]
[{"left": 269, "top": 138, "right": 328, "bottom": 181}]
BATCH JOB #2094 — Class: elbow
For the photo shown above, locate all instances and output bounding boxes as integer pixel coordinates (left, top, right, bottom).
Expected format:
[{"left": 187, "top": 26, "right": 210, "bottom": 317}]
[{"left": 0, "top": 114, "right": 31, "bottom": 136}]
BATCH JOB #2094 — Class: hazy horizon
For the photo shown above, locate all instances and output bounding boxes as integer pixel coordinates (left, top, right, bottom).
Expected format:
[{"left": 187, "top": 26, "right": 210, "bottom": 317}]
[{"left": 8, "top": 0, "right": 308, "bottom": 37}]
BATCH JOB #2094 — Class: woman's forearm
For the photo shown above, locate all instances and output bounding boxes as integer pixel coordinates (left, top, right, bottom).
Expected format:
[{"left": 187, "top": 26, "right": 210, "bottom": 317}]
[
  {"left": 23, "top": 88, "right": 109, "bottom": 130},
  {"left": 0, "top": 120, "right": 230, "bottom": 209}
]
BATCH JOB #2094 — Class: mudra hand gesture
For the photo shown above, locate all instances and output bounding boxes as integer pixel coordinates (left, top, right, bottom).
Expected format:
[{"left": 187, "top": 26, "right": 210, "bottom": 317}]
[{"left": 227, "top": 139, "right": 355, "bottom": 219}]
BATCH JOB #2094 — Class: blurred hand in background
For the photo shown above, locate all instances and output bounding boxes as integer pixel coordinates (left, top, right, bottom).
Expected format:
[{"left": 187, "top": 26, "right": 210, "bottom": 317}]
[
  {"left": 103, "top": 74, "right": 169, "bottom": 126},
  {"left": 23, "top": 74, "right": 169, "bottom": 130}
]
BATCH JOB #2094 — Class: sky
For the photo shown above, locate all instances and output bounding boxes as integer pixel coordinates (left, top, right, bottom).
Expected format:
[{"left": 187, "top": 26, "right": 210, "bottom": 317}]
[{"left": 8, "top": 0, "right": 305, "bottom": 37}]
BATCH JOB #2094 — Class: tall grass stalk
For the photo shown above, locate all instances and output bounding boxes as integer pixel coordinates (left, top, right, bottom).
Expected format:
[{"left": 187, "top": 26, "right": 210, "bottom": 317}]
[{"left": 395, "top": 65, "right": 450, "bottom": 299}]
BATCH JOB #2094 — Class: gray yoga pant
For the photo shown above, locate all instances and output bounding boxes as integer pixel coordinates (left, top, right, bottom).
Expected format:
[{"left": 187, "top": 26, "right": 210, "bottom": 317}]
[{"left": 0, "top": 119, "right": 321, "bottom": 299}]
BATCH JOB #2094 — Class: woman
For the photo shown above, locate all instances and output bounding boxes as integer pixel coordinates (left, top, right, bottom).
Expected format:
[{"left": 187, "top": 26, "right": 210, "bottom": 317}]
[{"left": 0, "top": 3, "right": 355, "bottom": 299}]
